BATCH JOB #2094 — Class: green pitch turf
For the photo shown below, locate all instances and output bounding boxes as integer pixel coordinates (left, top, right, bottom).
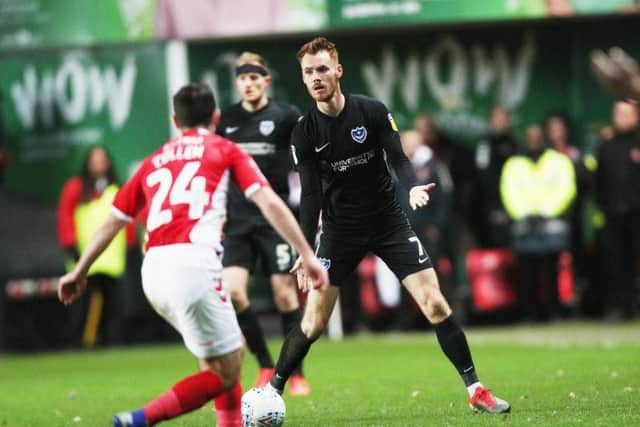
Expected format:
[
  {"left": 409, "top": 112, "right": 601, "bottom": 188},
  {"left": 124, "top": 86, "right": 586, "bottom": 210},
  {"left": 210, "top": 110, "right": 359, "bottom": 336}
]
[{"left": 1, "top": 321, "right": 638, "bottom": 426}]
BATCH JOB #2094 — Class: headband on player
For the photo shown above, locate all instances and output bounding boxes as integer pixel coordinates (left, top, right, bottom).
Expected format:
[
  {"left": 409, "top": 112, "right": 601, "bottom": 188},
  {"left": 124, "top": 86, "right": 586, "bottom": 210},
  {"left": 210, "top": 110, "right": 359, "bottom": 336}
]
[{"left": 235, "top": 64, "right": 269, "bottom": 76}]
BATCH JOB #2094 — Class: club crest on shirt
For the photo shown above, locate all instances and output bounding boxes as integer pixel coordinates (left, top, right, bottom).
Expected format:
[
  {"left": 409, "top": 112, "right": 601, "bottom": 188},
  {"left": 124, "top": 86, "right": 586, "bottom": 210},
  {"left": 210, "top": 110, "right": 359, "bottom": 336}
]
[
  {"left": 259, "top": 120, "right": 275, "bottom": 136},
  {"left": 318, "top": 258, "right": 331, "bottom": 270},
  {"left": 351, "top": 126, "right": 367, "bottom": 144}
]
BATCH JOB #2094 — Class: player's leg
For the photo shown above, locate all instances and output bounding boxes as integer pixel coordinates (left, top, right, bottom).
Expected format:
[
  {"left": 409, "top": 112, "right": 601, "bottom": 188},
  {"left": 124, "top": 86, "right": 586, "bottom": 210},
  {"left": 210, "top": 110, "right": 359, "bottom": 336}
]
[
  {"left": 374, "top": 221, "right": 510, "bottom": 414},
  {"left": 270, "top": 272, "right": 301, "bottom": 328},
  {"left": 270, "top": 272, "right": 311, "bottom": 395},
  {"left": 268, "top": 231, "right": 364, "bottom": 394},
  {"left": 113, "top": 245, "right": 245, "bottom": 426},
  {"left": 116, "top": 349, "right": 243, "bottom": 427},
  {"left": 226, "top": 265, "right": 275, "bottom": 369},
  {"left": 204, "top": 350, "right": 244, "bottom": 427},
  {"left": 403, "top": 268, "right": 510, "bottom": 413},
  {"left": 223, "top": 234, "right": 276, "bottom": 379},
  {"left": 268, "top": 284, "right": 340, "bottom": 394},
  {"left": 259, "top": 225, "right": 311, "bottom": 395}
]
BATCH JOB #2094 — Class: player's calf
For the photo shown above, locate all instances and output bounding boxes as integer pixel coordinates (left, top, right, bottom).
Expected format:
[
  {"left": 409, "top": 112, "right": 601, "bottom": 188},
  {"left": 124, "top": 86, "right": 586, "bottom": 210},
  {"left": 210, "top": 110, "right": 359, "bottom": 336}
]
[
  {"left": 214, "top": 382, "right": 243, "bottom": 427},
  {"left": 270, "top": 325, "right": 317, "bottom": 394}
]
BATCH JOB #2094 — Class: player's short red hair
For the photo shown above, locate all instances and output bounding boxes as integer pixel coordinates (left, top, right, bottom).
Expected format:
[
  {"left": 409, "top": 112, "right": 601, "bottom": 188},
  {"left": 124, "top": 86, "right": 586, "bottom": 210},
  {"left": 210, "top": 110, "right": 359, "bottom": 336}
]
[{"left": 296, "top": 37, "right": 339, "bottom": 63}]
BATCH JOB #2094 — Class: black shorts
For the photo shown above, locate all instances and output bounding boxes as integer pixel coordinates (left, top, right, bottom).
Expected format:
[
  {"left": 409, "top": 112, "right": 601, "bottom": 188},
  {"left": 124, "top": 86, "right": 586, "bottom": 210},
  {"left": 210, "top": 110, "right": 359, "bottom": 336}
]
[
  {"left": 222, "top": 224, "right": 296, "bottom": 275},
  {"left": 316, "top": 215, "right": 433, "bottom": 286}
]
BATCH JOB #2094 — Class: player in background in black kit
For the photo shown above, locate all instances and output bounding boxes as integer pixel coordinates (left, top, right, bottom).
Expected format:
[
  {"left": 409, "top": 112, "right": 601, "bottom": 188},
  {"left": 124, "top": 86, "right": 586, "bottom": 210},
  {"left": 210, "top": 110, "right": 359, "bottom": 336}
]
[
  {"left": 266, "top": 37, "right": 511, "bottom": 414},
  {"left": 216, "top": 52, "right": 311, "bottom": 395}
]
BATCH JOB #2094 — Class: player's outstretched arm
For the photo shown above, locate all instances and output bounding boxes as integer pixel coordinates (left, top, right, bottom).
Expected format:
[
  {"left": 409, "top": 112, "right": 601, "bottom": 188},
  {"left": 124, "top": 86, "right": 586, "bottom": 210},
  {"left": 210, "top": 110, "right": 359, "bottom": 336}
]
[
  {"left": 409, "top": 183, "right": 437, "bottom": 210},
  {"left": 58, "top": 213, "right": 127, "bottom": 305},
  {"left": 250, "top": 187, "right": 328, "bottom": 290}
]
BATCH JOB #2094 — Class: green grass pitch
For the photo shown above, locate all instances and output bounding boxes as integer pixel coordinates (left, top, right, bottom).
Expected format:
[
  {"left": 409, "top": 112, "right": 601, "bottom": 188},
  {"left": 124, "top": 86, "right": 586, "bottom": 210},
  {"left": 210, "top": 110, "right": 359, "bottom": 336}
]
[{"left": 1, "top": 321, "right": 638, "bottom": 426}]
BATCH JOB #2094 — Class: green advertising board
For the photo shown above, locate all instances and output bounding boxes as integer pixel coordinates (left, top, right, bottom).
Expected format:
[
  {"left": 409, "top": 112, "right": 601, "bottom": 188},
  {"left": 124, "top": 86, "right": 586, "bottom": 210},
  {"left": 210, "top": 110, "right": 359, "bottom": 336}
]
[
  {"left": 2, "top": 17, "right": 638, "bottom": 203},
  {"left": 188, "top": 24, "right": 573, "bottom": 142},
  {"left": 329, "top": 0, "right": 545, "bottom": 27},
  {"left": 0, "top": 0, "right": 327, "bottom": 52},
  {"left": 1, "top": 0, "right": 637, "bottom": 52},
  {"left": 0, "top": 43, "right": 170, "bottom": 203},
  {"left": 188, "top": 17, "right": 638, "bottom": 149},
  {"left": 0, "top": 0, "right": 156, "bottom": 51},
  {"left": 328, "top": 0, "right": 638, "bottom": 28}
]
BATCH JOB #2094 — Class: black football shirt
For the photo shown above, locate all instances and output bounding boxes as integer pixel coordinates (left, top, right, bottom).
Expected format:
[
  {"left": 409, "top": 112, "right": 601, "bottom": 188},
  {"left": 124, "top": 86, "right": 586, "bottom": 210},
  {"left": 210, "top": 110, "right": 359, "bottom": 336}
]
[
  {"left": 291, "top": 94, "right": 416, "bottom": 245},
  {"left": 217, "top": 100, "right": 300, "bottom": 231}
]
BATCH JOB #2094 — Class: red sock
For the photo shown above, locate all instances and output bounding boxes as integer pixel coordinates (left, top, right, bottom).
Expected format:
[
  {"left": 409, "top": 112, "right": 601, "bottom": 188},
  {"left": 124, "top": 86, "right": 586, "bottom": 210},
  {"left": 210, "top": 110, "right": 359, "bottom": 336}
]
[
  {"left": 214, "top": 382, "right": 242, "bottom": 427},
  {"left": 144, "top": 371, "right": 224, "bottom": 425}
]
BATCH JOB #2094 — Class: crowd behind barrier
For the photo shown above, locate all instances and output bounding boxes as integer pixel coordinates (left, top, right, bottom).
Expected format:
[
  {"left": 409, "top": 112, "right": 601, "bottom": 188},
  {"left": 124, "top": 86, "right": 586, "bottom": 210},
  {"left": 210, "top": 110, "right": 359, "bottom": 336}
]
[{"left": 1, "top": 25, "right": 640, "bottom": 351}]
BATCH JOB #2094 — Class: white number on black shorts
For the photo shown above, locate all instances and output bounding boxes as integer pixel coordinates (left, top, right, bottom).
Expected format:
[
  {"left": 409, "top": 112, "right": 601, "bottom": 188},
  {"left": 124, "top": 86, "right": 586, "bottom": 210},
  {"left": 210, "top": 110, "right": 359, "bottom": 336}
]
[
  {"left": 408, "top": 236, "right": 429, "bottom": 264},
  {"left": 276, "top": 243, "right": 292, "bottom": 271},
  {"left": 146, "top": 161, "right": 209, "bottom": 231}
]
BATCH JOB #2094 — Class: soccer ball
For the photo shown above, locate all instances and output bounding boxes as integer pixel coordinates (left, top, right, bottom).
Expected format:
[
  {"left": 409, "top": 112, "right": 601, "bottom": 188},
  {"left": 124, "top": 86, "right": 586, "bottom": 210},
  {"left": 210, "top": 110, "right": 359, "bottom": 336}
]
[{"left": 241, "top": 387, "right": 286, "bottom": 427}]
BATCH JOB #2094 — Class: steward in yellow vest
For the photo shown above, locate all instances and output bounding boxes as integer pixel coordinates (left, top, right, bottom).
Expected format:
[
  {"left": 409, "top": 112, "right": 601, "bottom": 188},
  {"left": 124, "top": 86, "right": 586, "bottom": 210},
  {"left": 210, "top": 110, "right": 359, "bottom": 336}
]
[
  {"left": 500, "top": 144, "right": 576, "bottom": 253},
  {"left": 499, "top": 125, "right": 577, "bottom": 321},
  {"left": 56, "top": 146, "right": 126, "bottom": 346}
]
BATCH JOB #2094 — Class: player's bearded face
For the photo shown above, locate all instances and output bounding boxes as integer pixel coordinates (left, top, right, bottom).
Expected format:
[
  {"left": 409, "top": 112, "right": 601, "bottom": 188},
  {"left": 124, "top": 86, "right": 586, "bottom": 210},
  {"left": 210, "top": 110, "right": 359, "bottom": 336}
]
[
  {"left": 236, "top": 72, "right": 269, "bottom": 103},
  {"left": 301, "top": 51, "right": 342, "bottom": 103}
]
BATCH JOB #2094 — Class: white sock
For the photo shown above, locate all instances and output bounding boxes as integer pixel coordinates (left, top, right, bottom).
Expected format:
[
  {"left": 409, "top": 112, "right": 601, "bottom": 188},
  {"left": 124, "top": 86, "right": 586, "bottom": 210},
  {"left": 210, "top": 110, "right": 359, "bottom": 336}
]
[{"left": 466, "top": 381, "right": 483, "bottom": 397}]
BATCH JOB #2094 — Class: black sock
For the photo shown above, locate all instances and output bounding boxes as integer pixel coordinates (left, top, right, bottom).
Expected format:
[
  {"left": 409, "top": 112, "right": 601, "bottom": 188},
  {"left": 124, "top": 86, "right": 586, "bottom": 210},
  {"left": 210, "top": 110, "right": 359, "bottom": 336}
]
[
  {"left": 435, "top": 316, "right": 479, "bottom": 387},
  {"left": 270, "top": 325, "right": 315, "bottom": 392},
  {"left": 280, "top": 308, "right": 304, "bottom": 376},
  {"left": 237, "top": 306, "right": 274, "bottom": 368}
]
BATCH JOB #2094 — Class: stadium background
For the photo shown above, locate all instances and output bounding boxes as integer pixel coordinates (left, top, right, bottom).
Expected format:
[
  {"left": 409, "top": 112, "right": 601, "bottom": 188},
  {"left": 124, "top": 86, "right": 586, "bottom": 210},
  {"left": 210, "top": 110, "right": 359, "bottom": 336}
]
[
  {"left": 0, "top": 0, "right": 638, "bottom": 346},
  {"left": 1, "top": 2, "right": 639, "bottom": 426}
]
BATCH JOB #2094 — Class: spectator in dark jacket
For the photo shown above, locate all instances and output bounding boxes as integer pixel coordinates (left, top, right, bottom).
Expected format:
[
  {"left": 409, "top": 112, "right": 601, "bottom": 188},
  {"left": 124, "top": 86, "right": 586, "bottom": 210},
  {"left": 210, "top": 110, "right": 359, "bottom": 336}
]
[
  {"left": 474, "top": 106, "right": 518, "bottom": 247},
  {"left": 399, "top": 129, "right": 453, "bottom": 260},
  {"left": 595, "top": 99, "right": 640, "bottom": 319}
]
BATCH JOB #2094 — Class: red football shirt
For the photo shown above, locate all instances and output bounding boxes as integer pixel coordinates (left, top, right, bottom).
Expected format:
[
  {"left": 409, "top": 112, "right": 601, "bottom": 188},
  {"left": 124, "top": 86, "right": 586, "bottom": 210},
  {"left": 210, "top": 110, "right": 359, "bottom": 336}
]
[{"left": 112, "top": 128, "right": 269, "bottom": 251}]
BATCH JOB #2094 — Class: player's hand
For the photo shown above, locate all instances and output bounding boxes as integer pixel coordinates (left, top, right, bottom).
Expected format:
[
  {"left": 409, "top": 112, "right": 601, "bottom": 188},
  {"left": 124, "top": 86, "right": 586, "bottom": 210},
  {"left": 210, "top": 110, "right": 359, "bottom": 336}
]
[
  {"left": 302, "top": 256, "right": 329, "bottom": 291},
  {"left": 409, "top": 183, "right": 436, "bottom": 210},
  {"left": 290, "top": 255, "right": 329, "bottom": 292},
  {"left": 58, "top": 270, "right": 87, "bottom": 306},
  {"left": 290, "top": 256, "right": 309, "bottom": 291}
]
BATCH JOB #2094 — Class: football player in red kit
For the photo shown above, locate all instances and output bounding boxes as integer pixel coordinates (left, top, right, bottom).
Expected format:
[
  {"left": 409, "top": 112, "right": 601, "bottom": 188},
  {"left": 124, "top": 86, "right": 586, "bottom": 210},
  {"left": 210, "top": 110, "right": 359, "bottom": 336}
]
[{"left": 58, "top": 84, "right": 328, "bottom": 427}]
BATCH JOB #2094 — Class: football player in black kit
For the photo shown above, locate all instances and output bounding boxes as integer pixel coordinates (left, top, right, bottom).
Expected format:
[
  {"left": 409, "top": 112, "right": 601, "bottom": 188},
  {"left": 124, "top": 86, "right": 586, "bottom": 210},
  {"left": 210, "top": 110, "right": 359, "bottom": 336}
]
[
  {"left": 217, "top": 52, "right": 311, "bottom": 395},
  {"left": 265, "top": 37, "right": 511, "bottom": 414}
]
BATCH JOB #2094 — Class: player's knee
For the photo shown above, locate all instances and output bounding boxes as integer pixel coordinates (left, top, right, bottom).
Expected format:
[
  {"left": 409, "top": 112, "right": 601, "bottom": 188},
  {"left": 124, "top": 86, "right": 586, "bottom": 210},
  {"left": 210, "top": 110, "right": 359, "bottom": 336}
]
[
  {"left": 202, "top": 350, "right": 243, "bottom": 390},
  {"left": 425, "top": 291, "right": 451, "bottom": 323},
  {"left": 273, "top": 289, "right": 298, "bottom": 311},
  {"left": 230, "top": 287, "right": 249, "bottom": 310},
  {"left": 300, "top": 316, "right": 325, "bottom": 340},
  {"left": 222, "top": 369, "right": 241, "bottom": 390}
]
